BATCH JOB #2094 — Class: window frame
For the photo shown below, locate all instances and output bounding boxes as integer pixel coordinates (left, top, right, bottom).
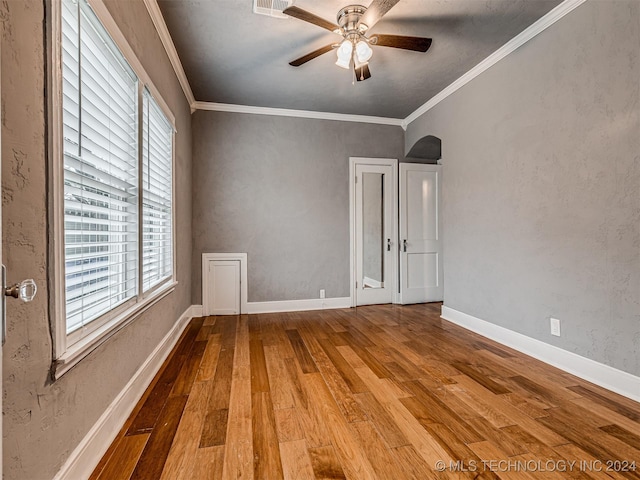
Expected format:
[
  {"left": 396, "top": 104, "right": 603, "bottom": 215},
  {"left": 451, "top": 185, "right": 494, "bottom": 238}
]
[{"left": 49, "top": 0, "right": 177, "bottom": 378}]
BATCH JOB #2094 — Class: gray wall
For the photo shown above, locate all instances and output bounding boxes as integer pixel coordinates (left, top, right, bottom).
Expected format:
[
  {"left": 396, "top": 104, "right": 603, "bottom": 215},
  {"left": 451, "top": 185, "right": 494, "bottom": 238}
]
[
  {"left": 1, "top": 1, "right": 192, "bottom": 479},
  {"left": 192, "top": 111, "right": 403, "bottom": 303},
  {"left": 406, "top": 0, "right": 640, "bottom": 375}
]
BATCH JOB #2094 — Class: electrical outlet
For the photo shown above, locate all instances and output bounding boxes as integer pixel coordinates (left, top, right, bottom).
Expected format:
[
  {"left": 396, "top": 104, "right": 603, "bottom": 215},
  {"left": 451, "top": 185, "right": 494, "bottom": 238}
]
[
  {"left": 320, "top": 289, "right": 325, "bottom": 299},
  {"left": 550, "top": 317, "right": 561, "bottom": 337}
]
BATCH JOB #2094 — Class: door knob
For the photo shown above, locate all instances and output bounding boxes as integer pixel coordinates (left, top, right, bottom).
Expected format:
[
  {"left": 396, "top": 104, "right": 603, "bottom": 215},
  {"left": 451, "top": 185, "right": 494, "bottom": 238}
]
[
  {"left": 5, "top": 278, "right": 37, "bottom": 302},
  {"left": 1, "top": 265, "right": 38, "bottom": 345}
]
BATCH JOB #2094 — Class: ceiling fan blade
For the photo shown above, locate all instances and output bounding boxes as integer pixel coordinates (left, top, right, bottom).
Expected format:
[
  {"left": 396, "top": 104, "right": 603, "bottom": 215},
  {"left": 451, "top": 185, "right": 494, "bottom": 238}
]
[
  {"left": 283, "top": 6, "right": 339, "bottom": 32},
  {"left": 359, "top": 0, "right": 400, "bottom": 31},
  {"left": 289, "top": 44, "right": 336, "bottom": 67},
  {"left": 370, "top": 34, "right": 432, "bottom": 52},
  {"left": 354, "top": 63, "right": 372, "bottom": 82}
]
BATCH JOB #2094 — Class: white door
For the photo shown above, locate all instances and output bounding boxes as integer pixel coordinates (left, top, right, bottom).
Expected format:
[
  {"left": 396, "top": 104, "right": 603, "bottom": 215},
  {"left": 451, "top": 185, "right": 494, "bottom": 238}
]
[
  {"left": 355, "top": 164, "right": 395, "bottom": 305},
  {"left": 206, "top": 260, "right": 240, "bottom": 315},
  {"left": 400, "top": 163, "right": 443, "bottom": 304}
]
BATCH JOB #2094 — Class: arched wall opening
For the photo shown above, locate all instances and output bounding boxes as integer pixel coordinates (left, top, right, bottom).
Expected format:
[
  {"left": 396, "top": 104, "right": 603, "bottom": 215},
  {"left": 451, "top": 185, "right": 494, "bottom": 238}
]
[{"left": 405, "top": 135, "right": 441, "bottom": 163}]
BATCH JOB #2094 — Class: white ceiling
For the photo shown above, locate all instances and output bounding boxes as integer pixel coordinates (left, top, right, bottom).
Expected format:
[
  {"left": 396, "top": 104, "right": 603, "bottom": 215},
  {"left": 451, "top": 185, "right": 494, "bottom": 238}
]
[{"left": 157, "top": 0, "right": 563, "bottom": 118}]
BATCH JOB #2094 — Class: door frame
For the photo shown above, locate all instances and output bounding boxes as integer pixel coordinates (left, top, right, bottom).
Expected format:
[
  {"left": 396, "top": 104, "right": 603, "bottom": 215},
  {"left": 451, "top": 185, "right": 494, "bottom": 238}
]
[
  {"left": 202, "top": 253, "right": 248, "bottom": 315},
  {"left": 349, "top": 157, "right": 399, "bottom": 307},
  {"left": 0, "top": 29, "right": 3, "bottom": 475}
]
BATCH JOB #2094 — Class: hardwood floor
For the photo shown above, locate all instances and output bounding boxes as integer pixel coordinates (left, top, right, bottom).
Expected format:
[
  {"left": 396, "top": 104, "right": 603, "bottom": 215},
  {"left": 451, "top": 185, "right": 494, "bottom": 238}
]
[{"left": 90, "top": 304, "right": 640, "bottom": 479}]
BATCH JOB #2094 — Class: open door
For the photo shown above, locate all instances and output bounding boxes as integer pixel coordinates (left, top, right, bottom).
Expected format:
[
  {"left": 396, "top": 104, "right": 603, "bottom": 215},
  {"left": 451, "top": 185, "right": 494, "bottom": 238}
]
[
  {"left": 350, "top": 158, "right": 398, "bottom": 307},
  {"left": 399, "top": 163, "right": 443, "bottom": 304},
  {"left": 354, "top": 164, "right": 395, "bottom": 305}
]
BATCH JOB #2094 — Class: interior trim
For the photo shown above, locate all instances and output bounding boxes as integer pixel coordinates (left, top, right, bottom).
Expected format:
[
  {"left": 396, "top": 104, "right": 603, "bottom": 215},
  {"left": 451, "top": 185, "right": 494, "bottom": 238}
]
[
  {"left": 142, "top": 0, "right": 586, "bottom": 126},
  {"left": 197, "top": 297, "right": 352, "bottom": 315},
  {"left": 54, "top": 281, "right": 177, "bottom": 379},
  {"left": 193, "top": 101, "right": 405, "bottom": 127},
  {"left": 52, "top": 304, "right": 199, "bottom": 480},
  {"left": 141, "top": 0, "right": 196, "bottom": 108},
  {"left": 441, "top": 305, "right": 640, "bottom": 403},
  {"left": 246, "top": 297, "right": 351, "bottom": 314},
  {"left": 402, "top": 0, "right": 588, "bottom": 128}
]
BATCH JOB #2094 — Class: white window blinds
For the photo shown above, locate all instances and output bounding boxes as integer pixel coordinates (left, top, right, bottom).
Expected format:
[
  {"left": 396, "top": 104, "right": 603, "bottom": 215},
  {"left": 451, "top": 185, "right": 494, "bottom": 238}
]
[
  {"left": 62, "top": 0, "right": 139, "bottom": 334},
  {"left": 142, "top": 91, "right": 173, "bottom": 291}
]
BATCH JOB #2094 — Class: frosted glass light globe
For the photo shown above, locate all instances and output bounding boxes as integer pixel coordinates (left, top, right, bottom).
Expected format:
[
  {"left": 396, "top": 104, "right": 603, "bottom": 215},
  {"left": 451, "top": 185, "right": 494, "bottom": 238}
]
[
  {"left": 335, "top": 40, "right": 353, "bottom": 69},
  {"left": 355, "top": 40, "right": 373, "bottom": 63}
]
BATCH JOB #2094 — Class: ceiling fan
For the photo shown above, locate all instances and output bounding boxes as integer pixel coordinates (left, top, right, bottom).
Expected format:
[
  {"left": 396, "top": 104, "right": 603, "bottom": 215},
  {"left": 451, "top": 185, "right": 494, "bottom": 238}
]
[{"left": 283, "top": 0, "right": 432, "bottom": 82}]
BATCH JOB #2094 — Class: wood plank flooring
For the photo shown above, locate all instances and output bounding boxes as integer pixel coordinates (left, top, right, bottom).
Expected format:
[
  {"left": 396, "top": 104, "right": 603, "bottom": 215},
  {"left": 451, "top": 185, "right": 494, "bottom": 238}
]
[{"left": 90, "top": 304, "right": 640, "bottom": 480}]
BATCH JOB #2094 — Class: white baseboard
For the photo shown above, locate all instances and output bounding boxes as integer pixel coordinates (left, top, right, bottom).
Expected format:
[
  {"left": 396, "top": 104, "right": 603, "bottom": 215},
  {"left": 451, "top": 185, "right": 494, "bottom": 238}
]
[
  {"left": 190, "top": 304, "right": 203, "bottom": 317},
  {"left": 441, "top": 305, "right": 640, "bottom": 403},
  {"left": 53, "top": 305, "right": 197, "bottom": 480},
  {"left": 246, "top": 297, "right": 351, "bottom": 314}
]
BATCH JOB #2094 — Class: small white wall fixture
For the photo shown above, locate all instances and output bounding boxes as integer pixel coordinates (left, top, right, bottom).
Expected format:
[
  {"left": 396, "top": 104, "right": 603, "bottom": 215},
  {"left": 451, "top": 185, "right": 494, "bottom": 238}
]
[
  {"left": 208, "top": 260, "right": 241, "bottom": 315},
  {"left": 202, "top": 253, "right": 248, "bottom": 315}
]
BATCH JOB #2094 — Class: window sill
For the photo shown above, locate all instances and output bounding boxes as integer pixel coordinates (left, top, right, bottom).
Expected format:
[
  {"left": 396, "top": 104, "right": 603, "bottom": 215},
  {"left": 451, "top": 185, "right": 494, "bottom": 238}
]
[{"left": 53, "top": 280, "right": 178, "bottom": 379}]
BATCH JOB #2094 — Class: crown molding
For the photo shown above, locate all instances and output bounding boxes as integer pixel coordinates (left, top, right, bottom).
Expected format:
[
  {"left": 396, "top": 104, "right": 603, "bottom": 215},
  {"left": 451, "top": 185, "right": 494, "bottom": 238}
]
[
  {"left": 142, "top": 0, "right": 586, "bottom": 128},
  {"left": 402, "top": 0, "right": 588, "bottom": 129},
  {"left": 142, "top": 0, "right": 196, "bottom": 108},
  {"left": 193, "top": 101, "right": 405, "bottom": 127}
]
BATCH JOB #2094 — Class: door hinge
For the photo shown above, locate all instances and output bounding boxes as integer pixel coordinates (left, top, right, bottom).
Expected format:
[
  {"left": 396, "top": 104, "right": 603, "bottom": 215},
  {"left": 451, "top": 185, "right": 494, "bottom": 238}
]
[
  {"left": 355, "top": 176, "right": 358, "bottom": 183},
  {"left": 355, "top": 281, "right": 358, "bottom": 289}
]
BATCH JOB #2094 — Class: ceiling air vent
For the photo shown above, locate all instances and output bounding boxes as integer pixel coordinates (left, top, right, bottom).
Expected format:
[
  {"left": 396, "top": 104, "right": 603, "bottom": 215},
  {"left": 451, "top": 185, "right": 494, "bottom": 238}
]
[{"left": 253, "top": 0, "right": 293, "bottom": 19}]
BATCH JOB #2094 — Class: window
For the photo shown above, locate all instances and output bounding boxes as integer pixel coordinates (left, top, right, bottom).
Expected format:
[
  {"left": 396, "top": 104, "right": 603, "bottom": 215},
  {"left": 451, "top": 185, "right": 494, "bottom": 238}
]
[
  {"left": 62, "top": 0, "right": 139, "bottom": 334},
  {"left": 142, "top": 91, "right": 173, "bottom": 291},
  {"left": 54, "top": 0, "right": 176, "bottom": 371}
]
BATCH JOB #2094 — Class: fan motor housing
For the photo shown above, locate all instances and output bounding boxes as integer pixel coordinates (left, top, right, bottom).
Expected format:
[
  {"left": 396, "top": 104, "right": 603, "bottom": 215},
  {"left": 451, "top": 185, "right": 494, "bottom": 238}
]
[{"left": 337, "top": 5, "right": 368, "bottom": 34}]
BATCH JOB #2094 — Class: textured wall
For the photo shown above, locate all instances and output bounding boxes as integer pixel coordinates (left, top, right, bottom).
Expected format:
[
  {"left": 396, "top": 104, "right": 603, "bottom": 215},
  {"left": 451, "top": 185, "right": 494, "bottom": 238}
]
[
  {"left": 192, "top": 111, "right": 404, "bottom": 303},
  {"left": 406, "top": 1, "right": 640, "bottom": 375},
  {"left": 1, "top": 1, "right": 192, "bottom": 479}
]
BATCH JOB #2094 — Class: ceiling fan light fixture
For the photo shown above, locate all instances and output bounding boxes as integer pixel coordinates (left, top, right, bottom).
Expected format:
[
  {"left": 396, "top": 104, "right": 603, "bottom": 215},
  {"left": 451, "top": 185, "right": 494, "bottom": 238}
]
[
  {"left": 335, "top": 55, "right": 351, "bottom": 69},
  {"left": 335, "top": 39, "right": 353, "bottom": 69},
  {"left": 285, "top": 0, "right": 433, "bottom": 82},
  {"left": 353, "top": 55, "right": 368, "bottom": 70},
  {"left": 355, "top": 40, "right": 373, "bottom": 63}
]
